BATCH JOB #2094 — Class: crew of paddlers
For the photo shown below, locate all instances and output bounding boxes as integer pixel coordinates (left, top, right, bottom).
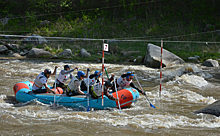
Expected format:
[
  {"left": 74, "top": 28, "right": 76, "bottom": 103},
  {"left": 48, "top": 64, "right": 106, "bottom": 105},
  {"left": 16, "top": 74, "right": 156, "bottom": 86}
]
[{"left": 32, "top": 65, "right": 146, "bottom": 102}]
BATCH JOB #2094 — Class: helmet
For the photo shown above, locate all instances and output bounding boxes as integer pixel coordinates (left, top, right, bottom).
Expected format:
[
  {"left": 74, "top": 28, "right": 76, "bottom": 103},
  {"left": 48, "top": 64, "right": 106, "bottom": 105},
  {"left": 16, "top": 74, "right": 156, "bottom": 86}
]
[
  {"left": 44, "top": 69, "right": 51, "bottom": 74},
  {"left": 64, "top": 65, "right": 70, "bottom": 70},
  {"left": 94, "top": 70, "right": 102, "bottom": 78},
  {"left": 126, "top": 71, "right": 134, "bottom": 79},
  {"left": 104, "top": 80, "right": 113, "bottom": 87},
  {"left": 77, "top": 71, "right": 85, "bottom": 78}
]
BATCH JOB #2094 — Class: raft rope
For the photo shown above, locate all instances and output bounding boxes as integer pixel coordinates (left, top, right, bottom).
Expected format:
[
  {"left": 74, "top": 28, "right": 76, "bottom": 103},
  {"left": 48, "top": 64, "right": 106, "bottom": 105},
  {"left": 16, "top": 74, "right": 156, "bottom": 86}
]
[{"left": 27, "top": 91, "right": 138, "bottom": 109}]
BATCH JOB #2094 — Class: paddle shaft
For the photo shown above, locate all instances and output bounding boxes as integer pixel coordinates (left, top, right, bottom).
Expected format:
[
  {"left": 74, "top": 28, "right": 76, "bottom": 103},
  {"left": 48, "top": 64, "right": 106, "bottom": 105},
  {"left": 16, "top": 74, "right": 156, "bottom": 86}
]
[
  {"left": 104, "top": 67, "right": 109, "bottom": 79},
  {"left": 134, "top": 74, "right": 155, "bottom": 108},
  {"left": 53, "top": 68, "right": 57, "bottom": 107},
  {"left": 114, "top": 77, "right": 121, "bottom": 112},
  {"left": 87, "top": 70, "right": 90, "bottom": 111}
]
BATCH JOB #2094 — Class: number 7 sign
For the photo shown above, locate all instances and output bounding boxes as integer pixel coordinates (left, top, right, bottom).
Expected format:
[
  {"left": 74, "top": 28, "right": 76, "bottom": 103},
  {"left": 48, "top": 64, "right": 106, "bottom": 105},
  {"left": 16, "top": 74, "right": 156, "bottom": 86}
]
[{"left": 103, "top": 43, "right": 109, "bottom": 51}]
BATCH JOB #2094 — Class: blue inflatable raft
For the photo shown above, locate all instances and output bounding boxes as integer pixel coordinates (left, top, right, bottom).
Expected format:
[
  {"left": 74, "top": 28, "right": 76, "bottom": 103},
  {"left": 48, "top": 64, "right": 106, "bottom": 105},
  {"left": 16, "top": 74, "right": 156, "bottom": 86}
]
[{"left": 13, "top": 81, "right": 139, "bottom": 110}]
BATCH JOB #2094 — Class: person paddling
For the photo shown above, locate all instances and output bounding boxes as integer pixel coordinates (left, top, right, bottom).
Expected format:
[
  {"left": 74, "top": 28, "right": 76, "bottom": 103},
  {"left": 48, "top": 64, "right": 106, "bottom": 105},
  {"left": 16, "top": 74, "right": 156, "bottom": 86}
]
[
  {"left": 53, "top": 65, "right": 78, "bottom": 89},
  {"left": 81, "top": 70, "right": 102, "bottom": 91},
  {"left": 112, "top": 71, "right": 146, "bottom": 95},
  {"left": 66, "top": 69, "right": 89, "bottom": 96},
  {"left": 32, "top": 66, "right": 58, "bottom": 94},
  {"left": 90, "top": 80, "right": 118, "bottom": 101}
]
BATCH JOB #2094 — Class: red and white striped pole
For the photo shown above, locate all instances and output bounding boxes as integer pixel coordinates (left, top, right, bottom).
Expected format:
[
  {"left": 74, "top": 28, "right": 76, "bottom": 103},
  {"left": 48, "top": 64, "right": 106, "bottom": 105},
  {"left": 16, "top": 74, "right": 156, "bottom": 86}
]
[
  {"left": 159, "top": 39, "right": 163, "bottom": 98},
  {"left": 102, "top": 40, "right": 105, "bottom": 106}
]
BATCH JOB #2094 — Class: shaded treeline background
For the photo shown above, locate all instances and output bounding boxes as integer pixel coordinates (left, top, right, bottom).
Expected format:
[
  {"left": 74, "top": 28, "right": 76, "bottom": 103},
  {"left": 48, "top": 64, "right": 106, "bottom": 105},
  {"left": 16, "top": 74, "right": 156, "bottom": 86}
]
[{"left": 0, "top": 0, "right": 220, "bottom": 62}]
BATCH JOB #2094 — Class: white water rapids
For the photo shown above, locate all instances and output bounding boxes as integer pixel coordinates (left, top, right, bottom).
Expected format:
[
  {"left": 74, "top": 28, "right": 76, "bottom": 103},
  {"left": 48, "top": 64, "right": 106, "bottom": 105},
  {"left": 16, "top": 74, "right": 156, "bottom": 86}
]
[{"left": 0, "top": 59, "right": 220, "bottom": 136}]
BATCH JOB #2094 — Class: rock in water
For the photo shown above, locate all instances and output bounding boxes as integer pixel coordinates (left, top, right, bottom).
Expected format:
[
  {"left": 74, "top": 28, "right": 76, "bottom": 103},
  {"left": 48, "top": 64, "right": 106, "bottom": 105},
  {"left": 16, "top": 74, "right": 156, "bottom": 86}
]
[
  {"left": 195, "top": 100, "right": 220, "bottom": 117},
  {"left": 202, "top": 59, "right": 219, "bottom": 67},
  {"left": 27, "top": 48, "right": 52, "bottom": 58},
  {"left": 79, "top": 48, "right": 91, "bottom": 57},
  {"left": 143, "top": 43, "right": 184, "bottom": 68}
]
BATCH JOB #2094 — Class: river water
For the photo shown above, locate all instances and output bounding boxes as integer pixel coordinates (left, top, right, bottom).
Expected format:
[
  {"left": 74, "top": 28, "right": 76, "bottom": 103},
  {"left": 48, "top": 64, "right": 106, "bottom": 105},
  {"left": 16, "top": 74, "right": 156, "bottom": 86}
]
[{"left": 0, "top": 58, "right": 220, "bottom": 136}]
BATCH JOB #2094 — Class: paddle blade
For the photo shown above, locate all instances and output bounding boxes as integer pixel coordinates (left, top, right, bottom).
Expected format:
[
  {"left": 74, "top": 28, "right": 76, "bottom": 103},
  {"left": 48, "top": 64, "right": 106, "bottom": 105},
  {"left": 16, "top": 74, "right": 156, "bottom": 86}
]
[
  {"left": 87, "top": 106, "right": 90, "bottom": 112},
  {"left": 150, "top": 103, "right": 156, "bottom": 108}
]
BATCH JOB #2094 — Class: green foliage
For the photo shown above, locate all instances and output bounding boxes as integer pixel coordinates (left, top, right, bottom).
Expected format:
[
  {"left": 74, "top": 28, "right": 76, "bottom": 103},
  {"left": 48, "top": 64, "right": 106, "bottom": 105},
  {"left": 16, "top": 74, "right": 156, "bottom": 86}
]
[
  {"left": 51, "top": 48, "right": 64, "bottom": 54},
  {"left": 44, "top": 45, "right": 63, "bottom": 54},
  {"left": 36, "top": 45, "right": 44, "bottom": 48},
  {"left": 1, "top": 0, "right": 220, "bottom": 63}
]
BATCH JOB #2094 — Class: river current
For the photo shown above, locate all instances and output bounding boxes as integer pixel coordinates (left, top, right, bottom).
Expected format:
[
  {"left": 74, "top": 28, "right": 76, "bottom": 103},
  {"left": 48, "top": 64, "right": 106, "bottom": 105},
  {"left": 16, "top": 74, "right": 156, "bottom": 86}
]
[{"left": 0, "top": 58, "right": 220, "bottom": 136}]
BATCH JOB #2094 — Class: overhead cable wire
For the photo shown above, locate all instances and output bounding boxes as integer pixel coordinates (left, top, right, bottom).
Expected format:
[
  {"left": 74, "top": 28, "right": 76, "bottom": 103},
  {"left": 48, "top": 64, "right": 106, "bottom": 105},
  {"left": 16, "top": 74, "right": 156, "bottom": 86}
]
[
  {"left": 0, "top": 34, "right": 220, "bottom": 44},
  {"left": 116, "top": 30, "right": 220, "bottom": 40},
  {"left": 162, "top": 30, "right": 220, "bottom": 39},
  {"left": 1, "top": 29, "right": 219, "bottom": 41}
]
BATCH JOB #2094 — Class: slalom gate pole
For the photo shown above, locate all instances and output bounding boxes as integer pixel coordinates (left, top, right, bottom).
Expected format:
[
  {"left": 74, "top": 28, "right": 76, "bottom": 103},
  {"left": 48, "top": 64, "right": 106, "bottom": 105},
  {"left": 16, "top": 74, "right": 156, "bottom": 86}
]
[
  {"left": 159, "top": 39, "right": 163, "bottom": 98},
  {"left": 102, "top": 40, "right": 105, "bottom": 106}
]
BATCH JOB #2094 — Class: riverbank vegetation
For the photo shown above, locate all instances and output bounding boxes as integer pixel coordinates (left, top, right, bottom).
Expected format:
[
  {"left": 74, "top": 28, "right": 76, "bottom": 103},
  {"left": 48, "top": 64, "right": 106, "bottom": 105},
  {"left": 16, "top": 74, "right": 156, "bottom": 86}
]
[{"left": 0, "top": 0, "right": 220, "bottom": 63}]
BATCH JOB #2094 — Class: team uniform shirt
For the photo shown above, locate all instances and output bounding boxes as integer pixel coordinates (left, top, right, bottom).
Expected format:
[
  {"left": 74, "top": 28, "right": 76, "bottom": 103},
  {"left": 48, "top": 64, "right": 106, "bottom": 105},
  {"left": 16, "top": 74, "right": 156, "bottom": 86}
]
[
  {"left": 67, "top": 76, "right": 81, "bottom": 92},
  {"left": 91, "top": 82, "right": 116, "bottom": 100},
  {"left": 33, "top": 72, "right": 48, "bottom": 90},
  {"left": 56, "top": 69, "right": 74, "bottom": 84},
  {"left": 116, "top": 76, "right": 132, "bottom": 88},
  {"left": 91, "top": 82, "right": 102, "bottom": 97},
  {"left": 84, "top": 77, "right": 96, "bottom": 87}
]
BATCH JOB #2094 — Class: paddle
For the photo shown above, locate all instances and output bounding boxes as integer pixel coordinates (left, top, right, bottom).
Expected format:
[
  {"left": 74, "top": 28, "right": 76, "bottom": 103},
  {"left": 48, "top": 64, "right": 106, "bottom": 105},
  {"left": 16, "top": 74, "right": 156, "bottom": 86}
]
[
  {"left": 104, "top": 67, "right": 109, "bottom": 79},
  {"left": 87, "top": 70, "right": 90, "bottom": 111},
  {"left": 114, "top": 76, "right": 121, "bottom": 112},
  {"left": 53, "top": 68, "right": 57, "bottom": 107},
  {"left": 134, "top": 74, "right": 156, "bottom": 109},
  {"left": 105, "top": 67, "right": 121, "bottom": 112}
]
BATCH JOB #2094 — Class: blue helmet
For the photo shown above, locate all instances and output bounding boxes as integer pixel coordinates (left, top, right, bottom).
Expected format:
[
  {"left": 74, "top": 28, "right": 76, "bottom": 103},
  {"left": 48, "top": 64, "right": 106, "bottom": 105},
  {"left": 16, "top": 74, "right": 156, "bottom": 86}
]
[
  {"left": 126, "top": 71, "right": 134, "bottom": 79},
  {"left": 94, "top": 70, "right": 102, "bottom": 78},
  {"left": 77, "top": 71, "right": 85, "bottom": 78}
]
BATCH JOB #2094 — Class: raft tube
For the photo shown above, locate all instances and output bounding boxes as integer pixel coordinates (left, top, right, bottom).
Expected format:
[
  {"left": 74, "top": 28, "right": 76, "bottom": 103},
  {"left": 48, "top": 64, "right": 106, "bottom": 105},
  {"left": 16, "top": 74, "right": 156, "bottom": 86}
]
[{"left": 13, "top": 81, "right": 139, "bottom": 110}]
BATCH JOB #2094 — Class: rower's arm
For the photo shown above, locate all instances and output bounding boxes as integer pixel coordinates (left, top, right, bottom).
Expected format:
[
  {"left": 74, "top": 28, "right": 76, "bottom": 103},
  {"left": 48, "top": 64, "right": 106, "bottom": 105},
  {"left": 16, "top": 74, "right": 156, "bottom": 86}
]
[
  {"left": 89, "top": 74, "right": 97, "bottom": 79},
  {"left": 74, "top": 81, "right": 85, "bottom": 95},
  {"left": 61, "top": 69, "right": 75, "bottom": 75},
  {"left": 130, "top": 82, "right": 143, "bottom": 94},
  {"left": 51, "top": 66, "right": 58, "bottom": 75},
  {"left": 104, "top": 88, "right": 117, "bottom": 101},
  {"left": 44, "top": 83, "right": 55, "bottom": 94}
]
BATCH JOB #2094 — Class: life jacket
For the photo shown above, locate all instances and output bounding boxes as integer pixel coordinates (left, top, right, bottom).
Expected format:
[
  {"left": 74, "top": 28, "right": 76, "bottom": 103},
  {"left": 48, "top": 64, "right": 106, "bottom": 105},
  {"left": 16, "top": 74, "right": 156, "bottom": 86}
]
[
  {"left": 33, "top": 72, "right": 48, "bottom": 90},
  {"left": 84, "top": 76, "right": 97, "bottom": 86},
  {"left": 67, "top": 76, "right": 81, "bottom": 91},
  {"left": 56, "top": 70, "right": 71, "bottom": 84},
  {"left": 91, "top": 82, "right": 103, "bottom": 98},
  {"left": 116, "top": 76, "right": 132, "bottom": 88}
]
